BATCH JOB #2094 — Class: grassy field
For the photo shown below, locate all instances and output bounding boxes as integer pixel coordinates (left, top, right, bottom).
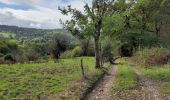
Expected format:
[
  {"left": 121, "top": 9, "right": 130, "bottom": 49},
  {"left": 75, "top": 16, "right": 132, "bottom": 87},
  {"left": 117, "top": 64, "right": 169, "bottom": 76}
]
[
  {"left": 140, "top": 65, "right": 170, "bottom": 94},
  {"left": 0, "top": 57, "right": 104, "bottom": 99}
]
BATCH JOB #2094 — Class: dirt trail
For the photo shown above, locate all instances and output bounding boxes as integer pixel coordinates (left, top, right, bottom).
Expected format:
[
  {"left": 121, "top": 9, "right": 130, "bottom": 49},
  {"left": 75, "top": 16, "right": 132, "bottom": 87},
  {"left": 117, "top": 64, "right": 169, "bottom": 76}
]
[
  {"left": 133, "top": 68, "right": 165, "bottom": 100},
  {"left": 86, "top": 66, "right": 117, "bottom": 100}
]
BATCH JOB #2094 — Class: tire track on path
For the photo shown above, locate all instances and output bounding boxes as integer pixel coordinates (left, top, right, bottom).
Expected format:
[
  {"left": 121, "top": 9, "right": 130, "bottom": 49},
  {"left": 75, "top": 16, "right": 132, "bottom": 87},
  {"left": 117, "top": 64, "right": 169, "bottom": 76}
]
[{"left": 85, "top": 65, "right": 117, "bottom": 100}]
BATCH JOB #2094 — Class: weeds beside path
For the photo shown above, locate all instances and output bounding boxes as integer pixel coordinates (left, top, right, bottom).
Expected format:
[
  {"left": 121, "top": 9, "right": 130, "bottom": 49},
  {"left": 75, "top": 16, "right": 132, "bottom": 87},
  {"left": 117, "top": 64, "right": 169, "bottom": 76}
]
[{"left": 133, "top": 68, "right": 165, "bottom": 100}]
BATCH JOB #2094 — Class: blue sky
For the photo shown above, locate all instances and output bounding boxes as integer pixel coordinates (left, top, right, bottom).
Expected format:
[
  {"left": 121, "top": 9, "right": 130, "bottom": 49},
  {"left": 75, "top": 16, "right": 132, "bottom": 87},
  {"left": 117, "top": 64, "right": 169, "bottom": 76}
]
[
  {"left": 0, "top": 0, "right": 91, "bottom": 29},
  {"left": 0, "top": 2, "right": 33, "bottom": 10}
]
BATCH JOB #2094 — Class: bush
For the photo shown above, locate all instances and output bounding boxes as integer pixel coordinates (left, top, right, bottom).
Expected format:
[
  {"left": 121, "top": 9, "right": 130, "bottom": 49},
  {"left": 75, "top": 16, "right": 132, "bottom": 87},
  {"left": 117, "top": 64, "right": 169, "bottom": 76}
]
[
  {"left": 132, "top": 48, "right": 170, "bottom": 66},
  {"left": 0, "top": 58, "right": 4, "bottom": 64},
  {"left": 79, "top": 39, "right": 95, "bottom": 56},
  {"left": 0, "top": 40, "right": 18, "bottom": 55},
  {"left": 49, "top": 33, "right": 73, "bottom": 59},
  {"left": 0, "top": 53, "right": 4, "bottom": 57},
  {"left": 87, "top": 46, "right": 95, "bottom": 56},
  {"left": 4, "top": 54, "right": 15, "bottom": 62},
  {"left": 102, "top": 42, "right": 114, "bottom": 61},
  {"left": 15, "top": 54, "right": 27, "bottom": 63},
  {"left": 25, "top": 50, "right": 40, "bottom": 61},
  {"left": 72, "top": 46, "right": 83, "bottom": 57},
  {"left": 60, "top": 50, "right": 73, "bottom": 59},
  {"left": 119, "top": 44, "right": 133, "bottom": 57}
]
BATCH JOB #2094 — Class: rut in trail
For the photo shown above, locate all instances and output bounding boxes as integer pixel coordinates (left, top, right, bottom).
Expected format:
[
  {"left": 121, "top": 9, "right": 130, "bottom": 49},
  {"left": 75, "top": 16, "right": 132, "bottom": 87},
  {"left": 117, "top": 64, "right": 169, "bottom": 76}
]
[
  {"left": 86, "top": 66, "right": 117, "bottom": 100},
  {"left": 133, "top": 68, "right": 165, "bottom": 100}
]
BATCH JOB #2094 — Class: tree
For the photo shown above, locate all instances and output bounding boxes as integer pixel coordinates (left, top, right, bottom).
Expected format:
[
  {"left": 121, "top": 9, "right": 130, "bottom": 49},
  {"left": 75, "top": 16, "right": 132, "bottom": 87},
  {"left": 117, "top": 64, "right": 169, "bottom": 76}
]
[
  {"left": 49, "top": 33, "right": 72, "bottom": 59},
  {"left": 151, "top": 0, "right": 170, "bottom": 37},
  {"left": 59, "top": 0, "right": 113, "bottom": 68},
  {"left": 132, "top": 0, "right": 170, "bottom": 36},
  {"left": 0, "top": 40, "right": 18, "bottom": 55},
  {"left": 104, "top": 0, "right": 170, "bottom": 49}
]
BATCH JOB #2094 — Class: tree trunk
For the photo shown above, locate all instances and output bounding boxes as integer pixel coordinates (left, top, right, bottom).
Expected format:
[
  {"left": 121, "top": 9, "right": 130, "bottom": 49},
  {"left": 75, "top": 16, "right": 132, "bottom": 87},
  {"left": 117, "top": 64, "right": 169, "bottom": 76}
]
[
  {"left": 94, "top": 37, "right": 100, "bottom": 68},
  {"left": 156, "top": 27, "right": 159, "bottom": 39},
  {"left": 100, "top": 42, "right": 103, "bottom": 67},
  {"left": 155, "top": 21, "right": 161, "bottom": 39}
]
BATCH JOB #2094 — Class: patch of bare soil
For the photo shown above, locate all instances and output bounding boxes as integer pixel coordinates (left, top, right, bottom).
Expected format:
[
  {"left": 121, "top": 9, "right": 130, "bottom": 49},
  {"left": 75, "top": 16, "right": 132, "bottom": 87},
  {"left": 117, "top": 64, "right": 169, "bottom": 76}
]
[
  {"left": 133, "top": 68, "right": 168, "bottom": 100},
  {"left": 85, "top": 66, "right": 117, "bottom": 100}
]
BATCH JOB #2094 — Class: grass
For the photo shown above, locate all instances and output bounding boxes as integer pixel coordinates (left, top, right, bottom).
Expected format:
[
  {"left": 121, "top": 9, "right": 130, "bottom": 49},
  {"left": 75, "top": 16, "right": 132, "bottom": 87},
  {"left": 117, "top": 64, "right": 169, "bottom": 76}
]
[
  {"left": 111, "top": 60, "right": 143, "bottom": 100},
  {"left": 0, "top": 57, "right": 103, "bottom": 99},
  {"left": 160, "top": 83, "right": 170, "bottom": 94},
  {"left": 131, "top": 47, "right": 170, "bottom": 97},
  {"left": 112, "top": 58, "right": 164, "bottom": 99},
  {"left": 140, "top": 65, "right": 170, "bottom": 82},
  {"left": 140, "top": 65, "right": 170, "bottom": 94},
  {"left": 113, "top": 64, "right": 139, "bottom": 91}
]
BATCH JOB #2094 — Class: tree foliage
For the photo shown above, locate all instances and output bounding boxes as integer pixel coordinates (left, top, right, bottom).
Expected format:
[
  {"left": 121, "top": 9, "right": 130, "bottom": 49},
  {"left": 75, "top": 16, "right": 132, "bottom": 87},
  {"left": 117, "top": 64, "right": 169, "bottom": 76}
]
[{"left": 59, "top": 0, "right": 114, "bottom": 68}]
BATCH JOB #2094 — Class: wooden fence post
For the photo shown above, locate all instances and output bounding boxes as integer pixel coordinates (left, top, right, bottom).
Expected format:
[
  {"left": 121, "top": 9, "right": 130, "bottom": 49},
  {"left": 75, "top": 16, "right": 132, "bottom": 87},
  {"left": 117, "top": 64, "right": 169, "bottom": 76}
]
[{"left": 81, "top": 58, "right": 85, "bottom": 78}]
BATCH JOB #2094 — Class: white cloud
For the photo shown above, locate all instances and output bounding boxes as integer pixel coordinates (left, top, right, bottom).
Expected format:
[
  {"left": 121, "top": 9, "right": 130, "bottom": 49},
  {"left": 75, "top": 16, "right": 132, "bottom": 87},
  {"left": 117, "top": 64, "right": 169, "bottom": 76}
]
[
  {"left": 0, "top": 7, "right": 64, "bottom": 29},
  {"left": 30, "top": 23, "right": 41, "bottom": 28},
  {"left": 0, "top": 0, "right": 91, "bottom": 29}
]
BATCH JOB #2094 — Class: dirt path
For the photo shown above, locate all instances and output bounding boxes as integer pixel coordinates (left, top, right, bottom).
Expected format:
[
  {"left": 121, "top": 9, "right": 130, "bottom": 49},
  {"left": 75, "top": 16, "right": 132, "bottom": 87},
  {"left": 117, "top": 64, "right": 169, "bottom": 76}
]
[
  {"left": 86, "top": 66, "right": 117, "bottom": 100},
  {"left": 133, "top": 68, "right": 165, "bottom": 100}
]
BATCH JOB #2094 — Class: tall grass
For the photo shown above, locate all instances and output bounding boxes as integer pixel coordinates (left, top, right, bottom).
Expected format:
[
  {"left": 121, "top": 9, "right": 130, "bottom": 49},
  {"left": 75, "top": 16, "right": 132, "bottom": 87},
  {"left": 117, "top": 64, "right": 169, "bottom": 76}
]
[{"left": 132, "top": 47, "right": 170, "bottom": 66}]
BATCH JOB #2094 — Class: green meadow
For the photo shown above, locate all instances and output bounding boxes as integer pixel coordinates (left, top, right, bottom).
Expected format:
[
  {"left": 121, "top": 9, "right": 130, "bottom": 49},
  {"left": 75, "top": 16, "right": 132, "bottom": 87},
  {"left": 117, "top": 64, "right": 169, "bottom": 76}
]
[{"left": 0, "top": 57, "right": 103, "bottom": 99}]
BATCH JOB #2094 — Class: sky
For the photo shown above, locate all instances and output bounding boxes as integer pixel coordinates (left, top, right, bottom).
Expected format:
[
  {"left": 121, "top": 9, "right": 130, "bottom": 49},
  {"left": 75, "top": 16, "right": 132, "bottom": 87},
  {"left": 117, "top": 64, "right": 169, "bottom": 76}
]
[{"left": 0, "top": 0, "right": 91, "bottom": 29}]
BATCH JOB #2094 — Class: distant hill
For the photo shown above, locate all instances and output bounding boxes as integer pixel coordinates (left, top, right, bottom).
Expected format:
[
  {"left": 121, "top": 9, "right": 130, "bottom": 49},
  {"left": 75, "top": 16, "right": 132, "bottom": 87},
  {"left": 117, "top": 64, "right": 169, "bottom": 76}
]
[
  {"left": 0, "top": 25, "right": 70, "bottom": 44},
  {"left": 0, "top": 25, "right": 58, "bottom": 39}
]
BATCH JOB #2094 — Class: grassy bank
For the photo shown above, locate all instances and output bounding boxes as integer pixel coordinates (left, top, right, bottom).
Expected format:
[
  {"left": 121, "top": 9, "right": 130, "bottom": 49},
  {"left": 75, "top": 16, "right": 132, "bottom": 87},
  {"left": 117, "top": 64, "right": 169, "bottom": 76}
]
[
  {"left": 141, "top": 65, "right": 170, "bottom": 82},
  {"left": 132, "top": 47, "right": 170, "bottom": 96},
  {"left": 0, "top": 57, "right": 104, "bottom": 99},
  {"left": 140, "top": 65, "right": 170, "bottom": 94},
  {"left": 132, "top": 48, "right": 170, "bottom": 67}
]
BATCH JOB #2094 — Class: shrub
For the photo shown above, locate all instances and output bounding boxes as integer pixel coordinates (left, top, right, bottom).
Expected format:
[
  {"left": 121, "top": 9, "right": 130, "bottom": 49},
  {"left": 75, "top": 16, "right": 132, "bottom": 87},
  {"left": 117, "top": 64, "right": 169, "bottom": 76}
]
[
  {"left": 4, "top": 54, "right": 15, "bottom": 62},
  {"left": 15, "top": 54, "right": 27, "bottom": 63},
  {"left": 72, "top": 46, "right": 83, "bottom": 57},
  {"left": 0, "top": 40, "right": 18, "bottom": 55},
  {"left": 0, "top": 58, "right": 4, "bottom": 64},
  {"left": 0, "top": 53, "right": 4, "bottom": 57},
  {"left": 80, "top": 39, "right": 95, "bottom": 56},
  {"left": 119, "top": 44, "right": 133, "bottom": 57},
  {"left": 133, "top": 48, "right": 170, "bottom": 66},
  {"left": 25, "top": 50, "right": 40, "bottom": 61},
  {"left": 60, "top": 50, "right": 73, "bottom": 59},
  {"left": 102, "top": 42, "right": 114, "bottom": 61},
  {"left": 48, "top": 33, "right": 73, "bottom": 59},
  {"left": 87, "top": 46, "right": 95, "bottom": 56},
  {"left": 0, "top": 43, "right": 10, "bottom": 54}
]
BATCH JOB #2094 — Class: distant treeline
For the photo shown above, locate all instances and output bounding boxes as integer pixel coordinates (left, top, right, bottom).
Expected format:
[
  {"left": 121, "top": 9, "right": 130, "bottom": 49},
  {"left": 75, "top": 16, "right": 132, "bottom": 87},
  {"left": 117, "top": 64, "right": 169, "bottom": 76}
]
[{"left": 0, "top": 27, "right": 95, "bottom": 64}]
